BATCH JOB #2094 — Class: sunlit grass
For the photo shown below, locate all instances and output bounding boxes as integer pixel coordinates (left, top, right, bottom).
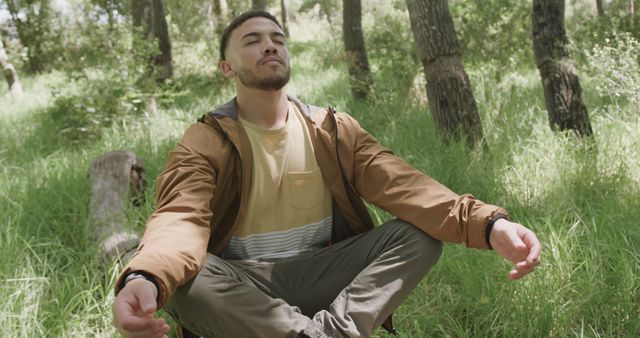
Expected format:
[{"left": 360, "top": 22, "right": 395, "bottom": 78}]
[{"left": 1, "top": 16, "right": 639, "bottom": 338}]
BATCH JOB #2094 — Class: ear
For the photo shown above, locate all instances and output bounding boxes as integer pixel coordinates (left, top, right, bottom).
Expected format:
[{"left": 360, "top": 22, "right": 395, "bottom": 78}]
[{"left": 220, "top": 60, "right": 235, "bottom": 78}]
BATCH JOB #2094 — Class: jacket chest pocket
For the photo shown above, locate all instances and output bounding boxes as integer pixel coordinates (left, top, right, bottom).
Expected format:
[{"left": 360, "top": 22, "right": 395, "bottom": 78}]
[{"left": 286, "top": 168, "right": 325, "bottom": 209}]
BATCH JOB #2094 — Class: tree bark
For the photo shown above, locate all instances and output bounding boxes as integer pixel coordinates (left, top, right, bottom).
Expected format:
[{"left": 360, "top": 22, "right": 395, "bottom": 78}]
[
  {"left": 5, "top": 0, "right": 50, "bottom": 73},
  {"left": 89, "top": 151, "right": 146, "bottom": 264},
  {"left": 0, "top": 38, "right": 24, "bottom": 98},
  {"left": 152, "top": 0, "right": 173, "bottom": 81},
  {"left": 252, "top": 0, "right": 268, "bottom": 10},
  {"left": 532, "top": 0, "right": 593, "bottom": 137},
  {"left": 213, "top": 0, "right": 229, "bottom": 35},
  {"left": 406, "top": 0, "right": 484, "bottom": 146},
  {"left": 596, "top": 0, "right": 605, "bottom": 16},
  {"left": 343, "top": 0, "right": 372, "bottom": 100},
  {"left": 132, "top": 0, "right": 173, "bottom": 82},
  {"left": 281, "top": 0, "right": 290, "bottom": 37}
]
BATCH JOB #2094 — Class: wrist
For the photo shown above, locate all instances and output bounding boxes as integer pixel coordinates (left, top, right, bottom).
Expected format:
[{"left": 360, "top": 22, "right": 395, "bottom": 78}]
[
  {"left": 486, "top": 213, "right": 509, "bottom": 249},
  {"left": 122, "top": 271, "right": 160, "bottom": 297}
]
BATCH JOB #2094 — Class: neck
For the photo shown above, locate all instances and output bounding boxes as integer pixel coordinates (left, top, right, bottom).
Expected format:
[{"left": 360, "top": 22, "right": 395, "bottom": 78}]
[{"left": 236, "top": 86, "right": 289, "bottom": 129}]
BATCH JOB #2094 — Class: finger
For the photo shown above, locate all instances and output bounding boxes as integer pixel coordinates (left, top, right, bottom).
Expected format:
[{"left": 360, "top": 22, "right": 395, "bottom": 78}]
[
  {"left": 126, "top": 319, "right": 166, "bottom": 338},
  {"left": 509, "top": 267, "right": 532, "bottom": 280},
  {"left": 151, "top": 323, "right": 171, "bottom": 338},
  {"left": 506, "top": 232, "right": 528, "bottom": 263},
  {"left": 113, "top": 296, "right": 146, "bottom": 328},
  {"left": 508, "top": 269, "right": 521, "bottom": 280},
  {"left": 119, "top": 315, "right": 158, "bottom": 332},
  {"left": 515, "top": 259, "right": 540, "bottom": 270},
  {"left": 521, "top": 230, "right": 542, "bottom": 263},
  {"left": 515, "top": 262, "right": 536, "bottom": 276},
  {"left": 510, "top": 260, "right": 539, "bottom": 280}
]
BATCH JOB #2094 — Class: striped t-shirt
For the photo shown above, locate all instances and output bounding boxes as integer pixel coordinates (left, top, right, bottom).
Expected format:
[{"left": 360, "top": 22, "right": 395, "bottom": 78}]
[{"left": 227, "top": 102, "right": 333, "bottom": 260}]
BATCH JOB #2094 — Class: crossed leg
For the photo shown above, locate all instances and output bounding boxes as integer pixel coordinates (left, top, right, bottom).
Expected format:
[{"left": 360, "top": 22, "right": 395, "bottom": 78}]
[{"left": 164, "top": 219, "right": 442, "bottom": 338}]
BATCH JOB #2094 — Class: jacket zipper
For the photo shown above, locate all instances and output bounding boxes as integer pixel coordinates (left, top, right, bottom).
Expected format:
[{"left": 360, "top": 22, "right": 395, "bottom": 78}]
[{"left": 328, "top": 107, "right": 370, "bottom": 232}]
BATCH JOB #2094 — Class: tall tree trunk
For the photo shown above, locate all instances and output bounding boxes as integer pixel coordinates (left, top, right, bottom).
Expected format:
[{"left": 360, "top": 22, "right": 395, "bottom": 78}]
[
  {"left": 406, "top": 0, "right": 484, "bottom": 146},
  {"left": 281, "top": 0, "right": 290, "bottom": 37},
  {"left": 343, "top": 0, "right": 372, "bottom": 100},
  {"left": 596, "top": 0, "right": 605, "bottom": 16},
  {"left": 152, "top": 0, "right": 173, "bottom": 81},
  {"left": 532, "top": 0, "right": 592, "bottom": 137},
  {"left": 132, "top": 0, "right": 173, "bottom": 82},
  {"left": 252, "top": 0, "right": 268, "bottom": 10},
  {"left": 5, "top": 0, "right": 50, "bottom": 73},
  {"left": 0, "top": 38, "right": 24, "bottom": 98},
  {"left": 629, "top": 0, "right": 636, "bottom": 16},
  {"left": 213, "top": 0, "right": 229, "bottom": 35}
]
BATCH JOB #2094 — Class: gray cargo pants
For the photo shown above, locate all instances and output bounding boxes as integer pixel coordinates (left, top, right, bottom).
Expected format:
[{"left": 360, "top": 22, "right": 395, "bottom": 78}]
[{"left": 164, "top": 219, "right": 442, "bottom": 338}]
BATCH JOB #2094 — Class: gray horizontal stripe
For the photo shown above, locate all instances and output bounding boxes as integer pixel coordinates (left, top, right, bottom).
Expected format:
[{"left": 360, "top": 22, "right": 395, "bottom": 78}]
[
  {"left": 228, "top": 222, "right": 331, "bottom": 252},
  {"left": 229, "top": 216, "right": 332, "bottom": 259},
  {"left": 228, "top": 223, "right": 331, "bottom": 249},
  {"left": 229, "top": 217, "right": 332, "bottom": 247}
]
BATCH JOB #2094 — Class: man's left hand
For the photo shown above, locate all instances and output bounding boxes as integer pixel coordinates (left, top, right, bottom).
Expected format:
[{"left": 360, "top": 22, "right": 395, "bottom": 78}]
[{"left": 489, "top": 219, "right": 541, "bottom": 280}]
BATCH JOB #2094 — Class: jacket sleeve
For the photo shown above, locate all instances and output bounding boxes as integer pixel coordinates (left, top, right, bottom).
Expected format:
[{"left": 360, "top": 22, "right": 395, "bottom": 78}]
[
  {"left": 115, "top": 123, "right": 217, "bottom": 307},
  {"left": 342, "top": 114, "right": 507, "bottom": 249}
]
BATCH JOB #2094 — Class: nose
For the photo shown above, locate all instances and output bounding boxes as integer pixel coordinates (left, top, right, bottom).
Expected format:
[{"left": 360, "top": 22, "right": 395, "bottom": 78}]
[{"left": 263, "top": 38, "right": 277, "bottom": 55}]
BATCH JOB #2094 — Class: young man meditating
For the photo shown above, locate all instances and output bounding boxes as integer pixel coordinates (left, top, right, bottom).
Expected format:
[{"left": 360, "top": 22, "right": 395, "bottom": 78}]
[{"left": 112, "top": 11, "right": 541, "bottom": 338}]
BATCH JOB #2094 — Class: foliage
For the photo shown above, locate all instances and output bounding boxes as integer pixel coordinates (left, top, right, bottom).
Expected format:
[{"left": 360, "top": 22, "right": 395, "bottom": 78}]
[
  {"left": 450, "top": 0, "right": 533, "bottom": 64},
  {"left": 163, "top": 0, "right": 215, "bottom": 43},
  {"left": 1, "top": 0, "right": 63, "bottom": 72},
  {"left": 298, "top": 0, "right": 340, "bottom": 20},
  {"left": 364, "top": 5, "right": 420, "bottom": 96},
  {"left": 568, "top": 1, "right": 640, "bottom": 53},
  {"left": 584, "top": 32, "right": 640, "bottom": 110}
]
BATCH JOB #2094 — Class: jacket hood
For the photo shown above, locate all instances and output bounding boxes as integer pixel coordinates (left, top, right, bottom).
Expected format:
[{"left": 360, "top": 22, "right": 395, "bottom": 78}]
[{"left": 208, "top": 95, "right": 325, "bottom": 122}]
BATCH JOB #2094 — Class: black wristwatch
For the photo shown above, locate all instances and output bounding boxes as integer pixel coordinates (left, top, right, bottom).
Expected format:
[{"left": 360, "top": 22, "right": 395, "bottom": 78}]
[
  {"left": 485, "top": 213, "right": 509, "bottom": 248},
  {"left": 122, "top": 271, "right": 160, "bottom": 294}
]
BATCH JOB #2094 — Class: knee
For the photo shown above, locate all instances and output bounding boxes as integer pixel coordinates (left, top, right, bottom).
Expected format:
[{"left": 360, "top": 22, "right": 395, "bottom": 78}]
[
  {"left": 386, "top": 219, "right": 443, "bottom": 267},
  {"left": 165, "top": 256, "right": 230, "bottom": 336}
]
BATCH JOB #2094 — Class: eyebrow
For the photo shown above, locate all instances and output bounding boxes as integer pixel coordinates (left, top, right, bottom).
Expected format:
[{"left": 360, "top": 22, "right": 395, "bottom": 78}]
[{"left": 240, "top": 31, "right": 286, "bottom": 41}]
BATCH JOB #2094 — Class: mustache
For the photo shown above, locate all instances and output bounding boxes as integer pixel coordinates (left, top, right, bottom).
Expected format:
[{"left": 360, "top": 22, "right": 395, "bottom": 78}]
[{"left": 258, "top": 55, "right": 284, "bottom": 65}]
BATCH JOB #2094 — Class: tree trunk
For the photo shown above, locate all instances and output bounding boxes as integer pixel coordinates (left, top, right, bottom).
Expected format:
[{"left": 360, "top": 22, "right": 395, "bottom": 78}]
[
  {"left": 343, "top": 0, "right": 372, "bottom": 100},
  {"left": 5, "top": 0, "right": 49, "bottom": 73},
  {"left": 406, "top": 0, "right": 484, "bottom": 146},
  {"left": 89, "top": 151, "right": 146, "bottom": 264},
  {"left": 152, "top": 0, "right": 173, "bottom": 81},
  {"left": 596, "top": 0, "right": 605, "bottom": 16},
  {"left": 281, "top": 0, "right": 290, "bottom": 37},
  {"left": 0, "top": 38, "right": 24, "bottom": 98},
  {"left": 532, "top": 0, "right": 592, "bottom": 137},
  {"left": 213, "top": 0, "right": 229, "bottom": 35},
  {"left": 132, "top": 0, "right": 173, "bottom": 82},
  {"left": 629, "top": 0, "right": 636, "bottom": 16},
  {"left": 252, "top": 0, "right": 268, "bottom": 10}
]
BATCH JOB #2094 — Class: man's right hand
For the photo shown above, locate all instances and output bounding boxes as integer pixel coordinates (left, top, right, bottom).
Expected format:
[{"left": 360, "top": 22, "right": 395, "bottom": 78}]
[{"left": 112, "top": 278, "right": 170, "bottom": 338}]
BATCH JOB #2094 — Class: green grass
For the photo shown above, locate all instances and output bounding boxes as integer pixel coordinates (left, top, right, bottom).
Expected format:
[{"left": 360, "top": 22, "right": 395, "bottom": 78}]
[{"left": 1, "top": 18, "right": 639, "bottom": 338}]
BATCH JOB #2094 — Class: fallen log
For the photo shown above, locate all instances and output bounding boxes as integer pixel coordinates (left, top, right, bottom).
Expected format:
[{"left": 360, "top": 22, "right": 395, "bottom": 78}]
[{"left": 89, "top": 151, "right": 146, "bottom": 265}]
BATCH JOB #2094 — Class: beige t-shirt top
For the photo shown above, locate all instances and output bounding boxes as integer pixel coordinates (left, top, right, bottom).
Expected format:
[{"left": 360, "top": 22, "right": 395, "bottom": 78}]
[{"left": 228, "top": 102, "right": 333, "bottom": 259}]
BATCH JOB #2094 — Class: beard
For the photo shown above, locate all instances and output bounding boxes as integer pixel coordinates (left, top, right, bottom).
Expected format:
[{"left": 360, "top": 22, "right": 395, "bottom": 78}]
[{"left": 236, "top": 64, "right": 291, "bottom": 91}]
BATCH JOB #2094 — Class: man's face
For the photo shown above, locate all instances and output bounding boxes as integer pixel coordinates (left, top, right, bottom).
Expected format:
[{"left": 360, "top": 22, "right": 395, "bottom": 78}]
[{"left": 221, "top": 17, "right": 290, "bottom": 91}]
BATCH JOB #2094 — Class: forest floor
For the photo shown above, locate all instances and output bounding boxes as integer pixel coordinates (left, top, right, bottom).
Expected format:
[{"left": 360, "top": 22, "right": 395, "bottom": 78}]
[{"left": 1, "top": 17, "right": 639, "bottom": 338}]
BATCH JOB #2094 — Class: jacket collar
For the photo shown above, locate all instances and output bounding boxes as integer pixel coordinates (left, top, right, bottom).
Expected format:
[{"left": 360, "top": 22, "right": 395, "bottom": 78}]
[{"left": 209, "top": 94, "right": 325, "bottom": 123}]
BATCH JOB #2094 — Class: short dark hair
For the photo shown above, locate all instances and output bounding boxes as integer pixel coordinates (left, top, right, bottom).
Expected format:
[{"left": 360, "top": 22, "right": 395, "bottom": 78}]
[{"left": 219, "top": 10, "right": 283, "bottom": 61}]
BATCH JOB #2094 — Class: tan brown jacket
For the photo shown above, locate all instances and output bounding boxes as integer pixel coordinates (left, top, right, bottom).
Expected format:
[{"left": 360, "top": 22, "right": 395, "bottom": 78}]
[{"left": 115, "top": 96, "right": 508, "bottom": 307}]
